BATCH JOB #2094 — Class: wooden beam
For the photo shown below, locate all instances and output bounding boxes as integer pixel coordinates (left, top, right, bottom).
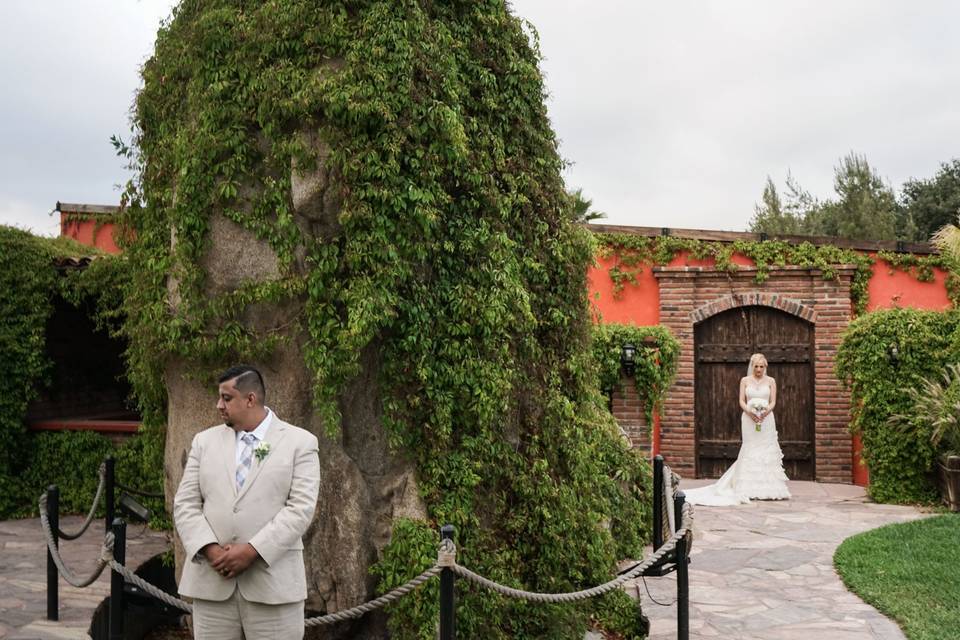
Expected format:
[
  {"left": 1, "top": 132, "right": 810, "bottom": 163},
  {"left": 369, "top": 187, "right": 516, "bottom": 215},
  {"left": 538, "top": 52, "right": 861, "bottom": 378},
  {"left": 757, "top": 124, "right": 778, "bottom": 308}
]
[
  {"left": 55, "top": 202, "right": 121, "bottom": 216},
  {"left": 28, "top": 418, "right": 140, "bottom": 433}
]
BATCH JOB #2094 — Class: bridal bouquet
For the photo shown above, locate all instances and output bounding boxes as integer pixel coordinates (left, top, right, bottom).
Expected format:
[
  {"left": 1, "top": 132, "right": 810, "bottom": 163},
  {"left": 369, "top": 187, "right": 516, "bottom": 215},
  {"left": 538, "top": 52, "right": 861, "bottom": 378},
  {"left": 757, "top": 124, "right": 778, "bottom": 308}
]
[{"left": 747, "top": 398, "right": 768, "bottom": 431}]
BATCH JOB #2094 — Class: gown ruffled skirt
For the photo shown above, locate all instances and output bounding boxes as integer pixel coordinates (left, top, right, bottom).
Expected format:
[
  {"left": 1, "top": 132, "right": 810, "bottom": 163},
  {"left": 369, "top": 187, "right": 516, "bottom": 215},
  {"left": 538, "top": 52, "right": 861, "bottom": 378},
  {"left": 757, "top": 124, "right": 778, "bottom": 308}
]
[{"left": 684, "top": 409, "right": 791, "bottom": 506}]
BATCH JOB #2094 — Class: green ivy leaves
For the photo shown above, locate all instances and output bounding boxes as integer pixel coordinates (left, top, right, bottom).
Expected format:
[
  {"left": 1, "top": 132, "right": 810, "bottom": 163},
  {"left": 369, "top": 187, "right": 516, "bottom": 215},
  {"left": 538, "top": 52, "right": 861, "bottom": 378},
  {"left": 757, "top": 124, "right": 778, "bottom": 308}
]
[
  {"left": 836, "top": 308, "right": 960, "bottom": 503},
  {"left": 0, "top": 227, "right": 59, "bottom": 478},
  {"left": 591, "top": 324, "right": 680, "bottom": 424},
  {"left": 120, "top": 3, "right": 654, "bottom": 637},
  {"left": 596, "top": 234, "right": 954, "bottom": 315}
]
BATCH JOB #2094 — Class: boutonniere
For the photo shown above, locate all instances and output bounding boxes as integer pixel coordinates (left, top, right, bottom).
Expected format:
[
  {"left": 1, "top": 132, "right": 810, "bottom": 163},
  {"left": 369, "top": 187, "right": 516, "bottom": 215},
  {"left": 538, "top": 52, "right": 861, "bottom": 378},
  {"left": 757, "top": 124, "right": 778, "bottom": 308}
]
[{"left": 254, "top": 442, "right": 271, "bottom": 462}]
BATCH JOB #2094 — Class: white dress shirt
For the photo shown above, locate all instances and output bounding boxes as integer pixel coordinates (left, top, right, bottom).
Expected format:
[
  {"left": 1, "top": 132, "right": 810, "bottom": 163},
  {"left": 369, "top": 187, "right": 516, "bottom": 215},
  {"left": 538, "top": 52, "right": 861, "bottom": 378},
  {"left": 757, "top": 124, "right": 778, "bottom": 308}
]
[{"left": 235, "top": 408, "right": 273, "bottom": 464}]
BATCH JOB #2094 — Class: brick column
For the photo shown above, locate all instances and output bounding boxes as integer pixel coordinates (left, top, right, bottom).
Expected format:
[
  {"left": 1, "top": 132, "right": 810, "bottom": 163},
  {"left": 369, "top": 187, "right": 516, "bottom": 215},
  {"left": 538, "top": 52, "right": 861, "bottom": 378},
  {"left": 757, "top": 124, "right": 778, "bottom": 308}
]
[
  {"left": 811, "top": 268, "right": 855, "bottom": 483},
  {"left": 652, "top": 270, "right": 698, "bottom": 479},
  {"left": 611, "top": 376, "right": 651, "bottom": 453}
]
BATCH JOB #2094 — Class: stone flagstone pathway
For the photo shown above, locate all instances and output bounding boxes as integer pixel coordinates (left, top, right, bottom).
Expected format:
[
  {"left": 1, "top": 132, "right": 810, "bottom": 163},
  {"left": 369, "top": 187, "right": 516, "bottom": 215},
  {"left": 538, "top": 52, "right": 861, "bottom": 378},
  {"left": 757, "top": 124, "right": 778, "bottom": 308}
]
[
  {"left": 0, "top": 515, "right": 169, "bottom": 639},
  {"left": 626, "top": 480, "right": 928, "bottom": 640}
]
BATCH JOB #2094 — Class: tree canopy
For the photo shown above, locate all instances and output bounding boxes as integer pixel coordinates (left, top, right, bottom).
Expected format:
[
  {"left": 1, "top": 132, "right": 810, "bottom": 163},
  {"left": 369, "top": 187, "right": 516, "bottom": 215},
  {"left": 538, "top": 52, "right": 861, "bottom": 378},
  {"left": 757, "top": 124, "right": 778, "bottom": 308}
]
[
  {"left": 750, "top": 152, "right": 905, "bottom": 241},
  {"left": 902, "top": 159, "right": 960, "bottom": 242},
  {"left": 750, "top": 152, "right": 960, "bottom": 243}
]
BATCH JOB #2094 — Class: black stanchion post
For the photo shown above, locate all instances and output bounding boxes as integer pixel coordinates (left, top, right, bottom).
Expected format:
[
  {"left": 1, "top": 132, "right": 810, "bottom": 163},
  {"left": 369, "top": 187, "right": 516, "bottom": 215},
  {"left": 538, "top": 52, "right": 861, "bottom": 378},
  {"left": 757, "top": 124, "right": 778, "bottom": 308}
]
[
  {"left": 439, "top": 524, "right": 455, "bottom": 640},
  {"left": 652, "top": 455, "right": 664, "bottom": 550},
  {"left": 673, "top": 491, "right": 688, "bottom": 640},
  {"left": 104, "top": 456, "right": 116, "bottom": 533},
  {"left": 46, "top": 485, "right": 59, "bottom": 621},
  {"left": 109, "top": 518, "right": 126, "bottom": 640}
]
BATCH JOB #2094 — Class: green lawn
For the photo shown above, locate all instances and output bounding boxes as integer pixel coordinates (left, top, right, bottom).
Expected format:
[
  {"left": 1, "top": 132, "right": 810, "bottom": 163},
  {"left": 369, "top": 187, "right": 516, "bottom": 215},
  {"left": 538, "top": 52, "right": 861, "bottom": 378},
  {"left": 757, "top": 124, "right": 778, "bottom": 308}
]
[{"left": 834, "top": 514, "right": 960, "bottom": 640}]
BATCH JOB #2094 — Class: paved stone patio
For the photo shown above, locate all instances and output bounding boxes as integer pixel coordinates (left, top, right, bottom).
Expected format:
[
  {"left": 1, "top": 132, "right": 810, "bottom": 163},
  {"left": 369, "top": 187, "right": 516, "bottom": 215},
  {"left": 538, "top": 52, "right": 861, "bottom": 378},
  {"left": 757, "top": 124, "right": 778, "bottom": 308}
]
[
  {"left": 0, "top": 515, "right": 170, "bottom": 639},
  {"left": 626, "top": 480, "right": 928, "bottom": 640},
  {"left": 0, "top": 482, "right": 929, "bottom": 639}
]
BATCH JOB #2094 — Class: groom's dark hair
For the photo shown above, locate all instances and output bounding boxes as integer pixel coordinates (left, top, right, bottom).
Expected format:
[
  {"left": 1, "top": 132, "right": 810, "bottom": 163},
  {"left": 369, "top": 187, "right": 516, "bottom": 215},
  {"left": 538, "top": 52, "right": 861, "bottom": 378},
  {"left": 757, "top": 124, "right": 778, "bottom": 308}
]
[{"left": 218, "top": 365, "right": 266, "bottom": 404}]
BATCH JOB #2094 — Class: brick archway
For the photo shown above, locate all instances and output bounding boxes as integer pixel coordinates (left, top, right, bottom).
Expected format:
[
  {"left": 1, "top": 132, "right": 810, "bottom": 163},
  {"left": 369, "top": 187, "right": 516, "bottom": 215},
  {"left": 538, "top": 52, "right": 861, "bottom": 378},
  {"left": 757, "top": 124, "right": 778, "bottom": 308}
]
[
  {"left": 690, "top": 292, "right": 817, "bottom": 324},
  {"left": 652, "top": 264, "right": 856, "bottom": 483}
]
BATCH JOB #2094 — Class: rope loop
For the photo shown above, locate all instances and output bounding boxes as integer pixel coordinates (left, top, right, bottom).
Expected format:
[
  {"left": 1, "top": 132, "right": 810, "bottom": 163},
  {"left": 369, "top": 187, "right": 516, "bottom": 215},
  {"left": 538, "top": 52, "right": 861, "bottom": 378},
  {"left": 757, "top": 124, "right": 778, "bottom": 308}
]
[
  {"left": 448, "top": 501, "right": 693, "bottom": 603},
  {"left": 55, "top": 462, "right": 107, "bottom": 540},
  {"left": 38, "top": 493, "right": 109, "bottom": 588}
]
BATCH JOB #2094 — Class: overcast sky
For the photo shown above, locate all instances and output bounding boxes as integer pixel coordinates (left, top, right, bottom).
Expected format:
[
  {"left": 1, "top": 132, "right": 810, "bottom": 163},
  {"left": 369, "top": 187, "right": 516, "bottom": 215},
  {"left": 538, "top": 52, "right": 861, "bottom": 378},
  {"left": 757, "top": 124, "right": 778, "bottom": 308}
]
[{"left": 2, "top": 1, "right": 958, "bottom": 237}]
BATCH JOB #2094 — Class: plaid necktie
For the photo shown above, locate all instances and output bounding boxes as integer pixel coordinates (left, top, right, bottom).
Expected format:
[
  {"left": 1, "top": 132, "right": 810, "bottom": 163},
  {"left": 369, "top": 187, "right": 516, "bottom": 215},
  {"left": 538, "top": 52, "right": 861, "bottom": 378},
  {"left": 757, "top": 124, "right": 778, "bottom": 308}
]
[{"left": 236, "top": 433, "right": 257, "bottom": 490}]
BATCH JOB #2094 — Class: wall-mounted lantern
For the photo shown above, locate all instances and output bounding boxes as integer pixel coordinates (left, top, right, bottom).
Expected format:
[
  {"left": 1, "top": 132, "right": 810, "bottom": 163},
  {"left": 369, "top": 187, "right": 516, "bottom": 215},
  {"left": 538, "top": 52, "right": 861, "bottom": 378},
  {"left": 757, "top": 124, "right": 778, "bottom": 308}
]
[
  {"left": 887, "top": 343, "right": 900, "bottom": 366},
  {"left": 621, "top": 342, "right": 637, "bottom": 377}
]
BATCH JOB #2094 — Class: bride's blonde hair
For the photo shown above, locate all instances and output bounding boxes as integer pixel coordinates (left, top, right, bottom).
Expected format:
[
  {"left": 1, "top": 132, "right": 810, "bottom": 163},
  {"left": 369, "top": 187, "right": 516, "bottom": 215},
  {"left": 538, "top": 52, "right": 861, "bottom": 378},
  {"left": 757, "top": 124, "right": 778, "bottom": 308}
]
[{"left": 747, "top": 353, "right": 767, "bottom": 376}]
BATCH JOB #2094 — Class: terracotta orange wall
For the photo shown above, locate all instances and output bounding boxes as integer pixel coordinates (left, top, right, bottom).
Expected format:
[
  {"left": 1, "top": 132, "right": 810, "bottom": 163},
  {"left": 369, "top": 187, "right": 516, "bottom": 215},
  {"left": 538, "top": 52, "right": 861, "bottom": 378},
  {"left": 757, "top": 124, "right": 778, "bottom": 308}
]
[
  {"left": 865, "top": 255, "right": 951, "bottom": 311},
  {"left": 589, "top": 250, "right": 952, "bottom": 321},
  {"left": 589, "top": 248, "right": 952, "bottom": 488},
  {"left": 60, "top": 215, "right": 122, "bottom": 255},
  {"left": 588, "top": 250, "right": 754, "bottom": 325}
]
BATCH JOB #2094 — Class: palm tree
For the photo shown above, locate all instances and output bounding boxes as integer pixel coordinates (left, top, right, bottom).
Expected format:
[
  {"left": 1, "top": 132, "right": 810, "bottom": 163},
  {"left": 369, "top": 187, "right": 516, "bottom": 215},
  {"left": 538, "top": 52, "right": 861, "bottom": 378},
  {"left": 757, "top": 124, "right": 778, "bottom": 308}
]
[
  {"left": 932, "top": 212, "right": 960, "bottom": 261},
  {"left": 569, "top": 188, "right": 606, "bottom": 223}
]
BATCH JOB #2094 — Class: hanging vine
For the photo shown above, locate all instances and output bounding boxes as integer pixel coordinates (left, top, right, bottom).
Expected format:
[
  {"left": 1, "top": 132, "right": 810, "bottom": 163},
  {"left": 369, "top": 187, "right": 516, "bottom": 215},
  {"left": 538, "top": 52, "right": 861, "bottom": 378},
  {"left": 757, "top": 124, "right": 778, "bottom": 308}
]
[
  {"left": 597, "top": 233, "right": 955, "bottom": 314},
  {"left": 591, "top": 324, "right": 680, "bottom": 423}
]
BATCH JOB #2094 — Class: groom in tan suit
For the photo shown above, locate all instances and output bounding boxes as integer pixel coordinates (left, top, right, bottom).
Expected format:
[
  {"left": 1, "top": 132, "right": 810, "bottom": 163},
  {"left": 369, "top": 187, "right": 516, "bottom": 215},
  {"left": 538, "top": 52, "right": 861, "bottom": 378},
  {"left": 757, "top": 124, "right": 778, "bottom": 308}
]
[{"left": 174, "top": 365, "right": 320, "bottom": 639}]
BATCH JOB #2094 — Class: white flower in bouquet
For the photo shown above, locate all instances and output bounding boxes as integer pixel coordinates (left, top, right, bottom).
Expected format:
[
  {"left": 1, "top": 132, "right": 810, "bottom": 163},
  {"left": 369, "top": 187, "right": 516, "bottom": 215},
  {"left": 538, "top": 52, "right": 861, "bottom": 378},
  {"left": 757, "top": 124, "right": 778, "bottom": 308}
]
[{"left": 747, "top": 398, "right": 768, "bottom": 431}]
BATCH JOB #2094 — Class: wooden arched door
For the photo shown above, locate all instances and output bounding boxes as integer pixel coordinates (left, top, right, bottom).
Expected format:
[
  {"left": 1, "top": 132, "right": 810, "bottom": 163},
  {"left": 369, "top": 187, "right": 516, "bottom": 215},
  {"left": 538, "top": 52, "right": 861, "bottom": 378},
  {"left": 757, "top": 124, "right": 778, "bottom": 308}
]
[{"left": 694, "top": 305, "right": 815, "bottom": 480}]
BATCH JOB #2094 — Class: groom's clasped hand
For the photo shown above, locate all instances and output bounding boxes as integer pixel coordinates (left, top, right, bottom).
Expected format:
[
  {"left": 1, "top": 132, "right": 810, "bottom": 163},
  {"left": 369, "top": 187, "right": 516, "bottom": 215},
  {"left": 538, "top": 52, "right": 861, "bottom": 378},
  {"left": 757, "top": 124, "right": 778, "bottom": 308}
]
[{"left": 203, "top": 540, "right": 261, "bottom": 579}]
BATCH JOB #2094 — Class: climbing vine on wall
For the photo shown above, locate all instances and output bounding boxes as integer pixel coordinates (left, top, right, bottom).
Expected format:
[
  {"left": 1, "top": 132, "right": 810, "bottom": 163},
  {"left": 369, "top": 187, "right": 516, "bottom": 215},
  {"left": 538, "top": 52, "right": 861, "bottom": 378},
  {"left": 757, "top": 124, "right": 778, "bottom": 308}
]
[
  {"left": 0, "top": 227, "right": 61, "bottom": 487},
  {"left": 875, "top": 249, "right": 960, "bottom": 305},
  {"left": 835, "top": 308, "right": 960, "bottom": 504},
  {"left": 59, "top": 211, "right": 116, "bottom": 246},
  {"left": 0, "top": 230, "right": 121, "bottom": 476},
  {"left": 0, "top": 228, "right": 165, "bottom": 519},
  {"left": 592, "top": 324, "right": 680, "bottom": 423},
  {"left": 121, "top": 1, "right": 652, "bottom": 637},
  {"left": 597, "top": 233, "right": 955, "bottom": 314}
]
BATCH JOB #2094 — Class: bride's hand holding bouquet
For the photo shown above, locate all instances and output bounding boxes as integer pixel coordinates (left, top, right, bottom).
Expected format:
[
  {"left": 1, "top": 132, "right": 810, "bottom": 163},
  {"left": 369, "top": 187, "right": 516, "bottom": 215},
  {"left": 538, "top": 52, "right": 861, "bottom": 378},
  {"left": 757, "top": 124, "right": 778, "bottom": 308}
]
[{"left": 747, "top": 398, "right": 768, "bottom": 431}]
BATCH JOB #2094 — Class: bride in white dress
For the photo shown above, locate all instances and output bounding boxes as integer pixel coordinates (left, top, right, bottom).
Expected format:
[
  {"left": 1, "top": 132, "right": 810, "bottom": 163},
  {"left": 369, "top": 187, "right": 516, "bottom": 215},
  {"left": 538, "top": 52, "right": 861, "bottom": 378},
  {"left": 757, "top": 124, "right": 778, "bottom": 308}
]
[{"left": 684, "top": 353, "right": 791, "bottom": 506}]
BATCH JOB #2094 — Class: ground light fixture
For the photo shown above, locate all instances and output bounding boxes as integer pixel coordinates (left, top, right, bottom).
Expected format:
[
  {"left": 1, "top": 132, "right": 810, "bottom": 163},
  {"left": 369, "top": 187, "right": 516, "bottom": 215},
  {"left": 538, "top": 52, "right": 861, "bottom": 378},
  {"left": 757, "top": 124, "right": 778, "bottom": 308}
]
[{"left": 118, "top": 493, "right": 151, "bottom": 523}]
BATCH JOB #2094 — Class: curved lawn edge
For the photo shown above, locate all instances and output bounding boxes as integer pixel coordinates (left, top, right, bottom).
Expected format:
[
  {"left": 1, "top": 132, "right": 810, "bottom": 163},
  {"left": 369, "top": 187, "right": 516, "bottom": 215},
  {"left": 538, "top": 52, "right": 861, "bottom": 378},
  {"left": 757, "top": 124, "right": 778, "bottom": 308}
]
[{"left": 834, "top": 514, "right": 960, "bottom": 640}]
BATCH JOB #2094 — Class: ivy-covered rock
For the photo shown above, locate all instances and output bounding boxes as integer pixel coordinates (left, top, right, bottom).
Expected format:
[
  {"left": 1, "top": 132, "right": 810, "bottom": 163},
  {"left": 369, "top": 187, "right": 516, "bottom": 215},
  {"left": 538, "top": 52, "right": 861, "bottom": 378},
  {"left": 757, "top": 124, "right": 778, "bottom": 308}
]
[{"left": 123, "top": 2, "right": 653, "bottom": 637}]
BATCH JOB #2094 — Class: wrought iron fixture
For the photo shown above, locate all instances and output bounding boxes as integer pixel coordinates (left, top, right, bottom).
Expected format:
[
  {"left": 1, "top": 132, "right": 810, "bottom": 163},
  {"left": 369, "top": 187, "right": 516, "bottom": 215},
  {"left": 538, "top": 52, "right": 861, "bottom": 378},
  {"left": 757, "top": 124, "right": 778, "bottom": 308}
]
[{"left": 621, "top": 342, "right": 637, "bottom": 377}]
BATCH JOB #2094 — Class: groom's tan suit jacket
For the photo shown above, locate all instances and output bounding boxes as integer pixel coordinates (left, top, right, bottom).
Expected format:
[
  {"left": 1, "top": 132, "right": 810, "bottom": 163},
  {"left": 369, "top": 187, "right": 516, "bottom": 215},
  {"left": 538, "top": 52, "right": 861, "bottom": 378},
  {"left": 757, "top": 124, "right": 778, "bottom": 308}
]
[{"left": 174, "top": 417, "right": 320, "bottom": 604}]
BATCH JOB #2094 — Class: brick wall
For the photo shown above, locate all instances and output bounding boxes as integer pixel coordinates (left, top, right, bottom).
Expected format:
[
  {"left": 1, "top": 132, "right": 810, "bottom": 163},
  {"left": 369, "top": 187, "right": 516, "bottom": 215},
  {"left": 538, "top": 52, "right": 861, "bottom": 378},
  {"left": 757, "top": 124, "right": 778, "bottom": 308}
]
[
  {"left": 611, "top": 376, "right": 651, "bottom": 451},
  {"left": 647, "top": 264, "right": 855, "bottom": 483}
]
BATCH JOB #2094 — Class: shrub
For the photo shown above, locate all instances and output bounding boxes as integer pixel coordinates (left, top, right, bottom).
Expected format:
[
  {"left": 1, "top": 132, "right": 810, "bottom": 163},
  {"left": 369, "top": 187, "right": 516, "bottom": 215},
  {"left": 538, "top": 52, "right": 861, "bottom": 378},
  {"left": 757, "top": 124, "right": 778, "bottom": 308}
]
[
  {"left": 836, "top": 308, "right": 960, "bottom": 503},
  {"left": 5, "top": 429, "right": 168, "bottom": 530}
]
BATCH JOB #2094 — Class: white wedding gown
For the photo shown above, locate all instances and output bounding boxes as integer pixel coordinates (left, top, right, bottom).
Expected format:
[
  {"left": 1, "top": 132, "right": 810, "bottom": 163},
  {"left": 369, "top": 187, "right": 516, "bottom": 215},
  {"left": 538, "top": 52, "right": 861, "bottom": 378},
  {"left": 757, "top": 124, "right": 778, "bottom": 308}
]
[{"left": 684, "top": 383, "right": 791, "bottom": 506}]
